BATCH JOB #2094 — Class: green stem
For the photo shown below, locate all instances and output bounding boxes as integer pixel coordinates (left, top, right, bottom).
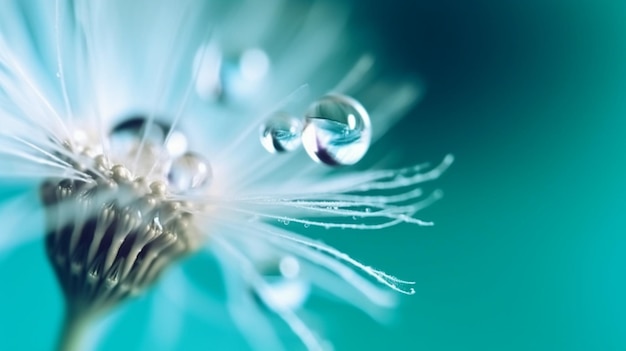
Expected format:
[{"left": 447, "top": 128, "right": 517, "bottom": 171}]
[{"left": 56, "top": 310, "right": 89, "bottom": 351}]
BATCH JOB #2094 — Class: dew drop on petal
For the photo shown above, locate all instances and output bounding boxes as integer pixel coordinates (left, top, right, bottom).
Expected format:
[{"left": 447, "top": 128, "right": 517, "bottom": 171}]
[
  {"left": 260, "top": 112, "right": 302, "bottom": 153},
  {"left": 301, "top": 94, "right": 372, "bottom": 166},
  {"left": 167, "top": 151, "right": 213, "bottom": 192}
]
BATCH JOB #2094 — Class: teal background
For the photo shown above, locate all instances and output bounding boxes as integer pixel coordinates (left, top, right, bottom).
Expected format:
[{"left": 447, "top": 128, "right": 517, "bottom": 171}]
[
  {"left": 1, "top": 1, "right": 626, "bottom": 350},
  {"left": 356, "top": 1, "right": 626, "bottom": 350}
]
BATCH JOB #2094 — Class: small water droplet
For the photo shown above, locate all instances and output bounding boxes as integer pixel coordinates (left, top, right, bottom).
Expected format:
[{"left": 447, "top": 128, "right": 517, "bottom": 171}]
[
  {"left": 279, "top": 256, "right": 300, "bottom": 279},
  {"left": 239, "top": 48, "right": 270, "bottom": 82},
  {"left": 259, "top": 112, "right": 302, "bottom": 153},
  {"left": 301, "top": 94, "right": 371, "bottom": 166},
  {"left": 217, "top": 49, "right": 271, "bottom": 101},
  {"left": 167, "top": 151, "right": 212, "bottom": 192}
]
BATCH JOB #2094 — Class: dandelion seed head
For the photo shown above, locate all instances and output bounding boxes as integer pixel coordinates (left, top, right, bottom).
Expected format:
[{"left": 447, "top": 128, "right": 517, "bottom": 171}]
[
  {"left": 0, "top": 0, "right": 453, "bottom": 349},
  {"left": 40, "top": 153, "right": 203, "bottom": 316}
]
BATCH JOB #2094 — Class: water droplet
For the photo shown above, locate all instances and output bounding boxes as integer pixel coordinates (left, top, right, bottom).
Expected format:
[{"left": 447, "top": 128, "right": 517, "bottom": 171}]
[
  {"left": 256, "top": 279, "right": 310, "bottom": 311},
  {"left": 110, "top": 116, "right": 171, "bottom": 143},
  {"left": 301, "top": 94, "right": 371, "bottom": 166},
  {"left": 239, "top": 48, "right": 270, "bottom": 82},
  {"left": 108, "top": 117, "right": 170, "bottom": 164},
  {"left": 279, "top": 256, "right": 300, "bottom": 279},
  {"left": 217, "top": 49, "right": 271, "bottom": 101},
  {"left": 167, "top": 152, "right": 212, "bottom": 192},
  {"left": 259, "top": 112, "right": 302, "bottom": 153},
  {"left": 255, "top": 256, "right": 309, "bottom": 310},
  {"left": 109, "top": 116, "right": 190, "bottom": 175}
]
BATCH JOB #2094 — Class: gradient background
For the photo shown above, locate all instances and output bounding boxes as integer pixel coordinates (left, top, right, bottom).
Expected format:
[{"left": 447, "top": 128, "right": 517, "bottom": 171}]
[{"left": 1, "top": 1, "right": 625, "bottom": 350}]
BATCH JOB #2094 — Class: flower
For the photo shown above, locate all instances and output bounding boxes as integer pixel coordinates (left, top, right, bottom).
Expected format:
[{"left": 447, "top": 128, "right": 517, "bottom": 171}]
[{"left": 0, "top": 0, "right": 452, "bottom": 350}]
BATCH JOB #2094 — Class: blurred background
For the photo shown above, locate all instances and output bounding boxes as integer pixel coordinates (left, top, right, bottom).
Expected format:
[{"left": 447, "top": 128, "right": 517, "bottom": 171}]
[
  {"left": 1, "top": 1, "right": 625, "bottom": 350},
  {"left": 350, "top": 1, "right": 626, "bottom": 350}
]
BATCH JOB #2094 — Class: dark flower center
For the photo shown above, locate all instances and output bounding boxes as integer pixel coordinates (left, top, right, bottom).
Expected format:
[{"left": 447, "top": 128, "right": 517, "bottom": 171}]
[{"left": 41, "top": 167, "right": 200, "bottom": 317}]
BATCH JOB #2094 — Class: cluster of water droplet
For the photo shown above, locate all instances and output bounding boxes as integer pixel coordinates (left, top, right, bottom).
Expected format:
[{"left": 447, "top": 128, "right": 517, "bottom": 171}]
[
  {"left": 191, "top": 45, "right": 373, "bottom": 167},
  {"left": 108, "top": 117, "right": 212, "bottom": 194},
  {"left": 259, "top": 93, "right": 372, "bottom": 166}
]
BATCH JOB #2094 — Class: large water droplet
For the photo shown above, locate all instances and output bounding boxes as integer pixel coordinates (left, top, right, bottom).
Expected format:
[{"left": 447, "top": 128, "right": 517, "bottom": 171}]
[
  {"left": 108, "top": 117, "right": 172, "bottom": 171},
  {"left": 167, "top": 151, "right": 212, "bottom": 192},
  {"left": 259, "top": 112, "right": 302, "bottom": 153},
  {"left": 301, "top": 94, "right": 371, "bottom": 166},
  {"left": 109, "top": 117, "right": 168, "bottom": 154}
]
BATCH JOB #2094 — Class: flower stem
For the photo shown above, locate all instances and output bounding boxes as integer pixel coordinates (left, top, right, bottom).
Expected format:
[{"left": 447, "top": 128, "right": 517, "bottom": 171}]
[{"left": 56, "top": 309, "right": 89, "bottom": 351}]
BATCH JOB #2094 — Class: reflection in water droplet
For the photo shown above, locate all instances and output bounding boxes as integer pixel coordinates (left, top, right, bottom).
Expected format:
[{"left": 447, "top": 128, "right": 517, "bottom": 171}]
[
  {"left": 260, "top": 112, "right": 302, "bottom": 153},
  {"left": 167, "top": 151, "right": 212, "bottom": 192},
  {"left": 301, "top": 94, "right": 371, "bottom": 166}
]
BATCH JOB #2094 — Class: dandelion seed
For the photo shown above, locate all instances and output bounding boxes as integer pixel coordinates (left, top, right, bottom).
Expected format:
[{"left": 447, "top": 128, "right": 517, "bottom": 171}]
[{"left": 0, "top": 0, "right": 452, "bottom": 350}]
